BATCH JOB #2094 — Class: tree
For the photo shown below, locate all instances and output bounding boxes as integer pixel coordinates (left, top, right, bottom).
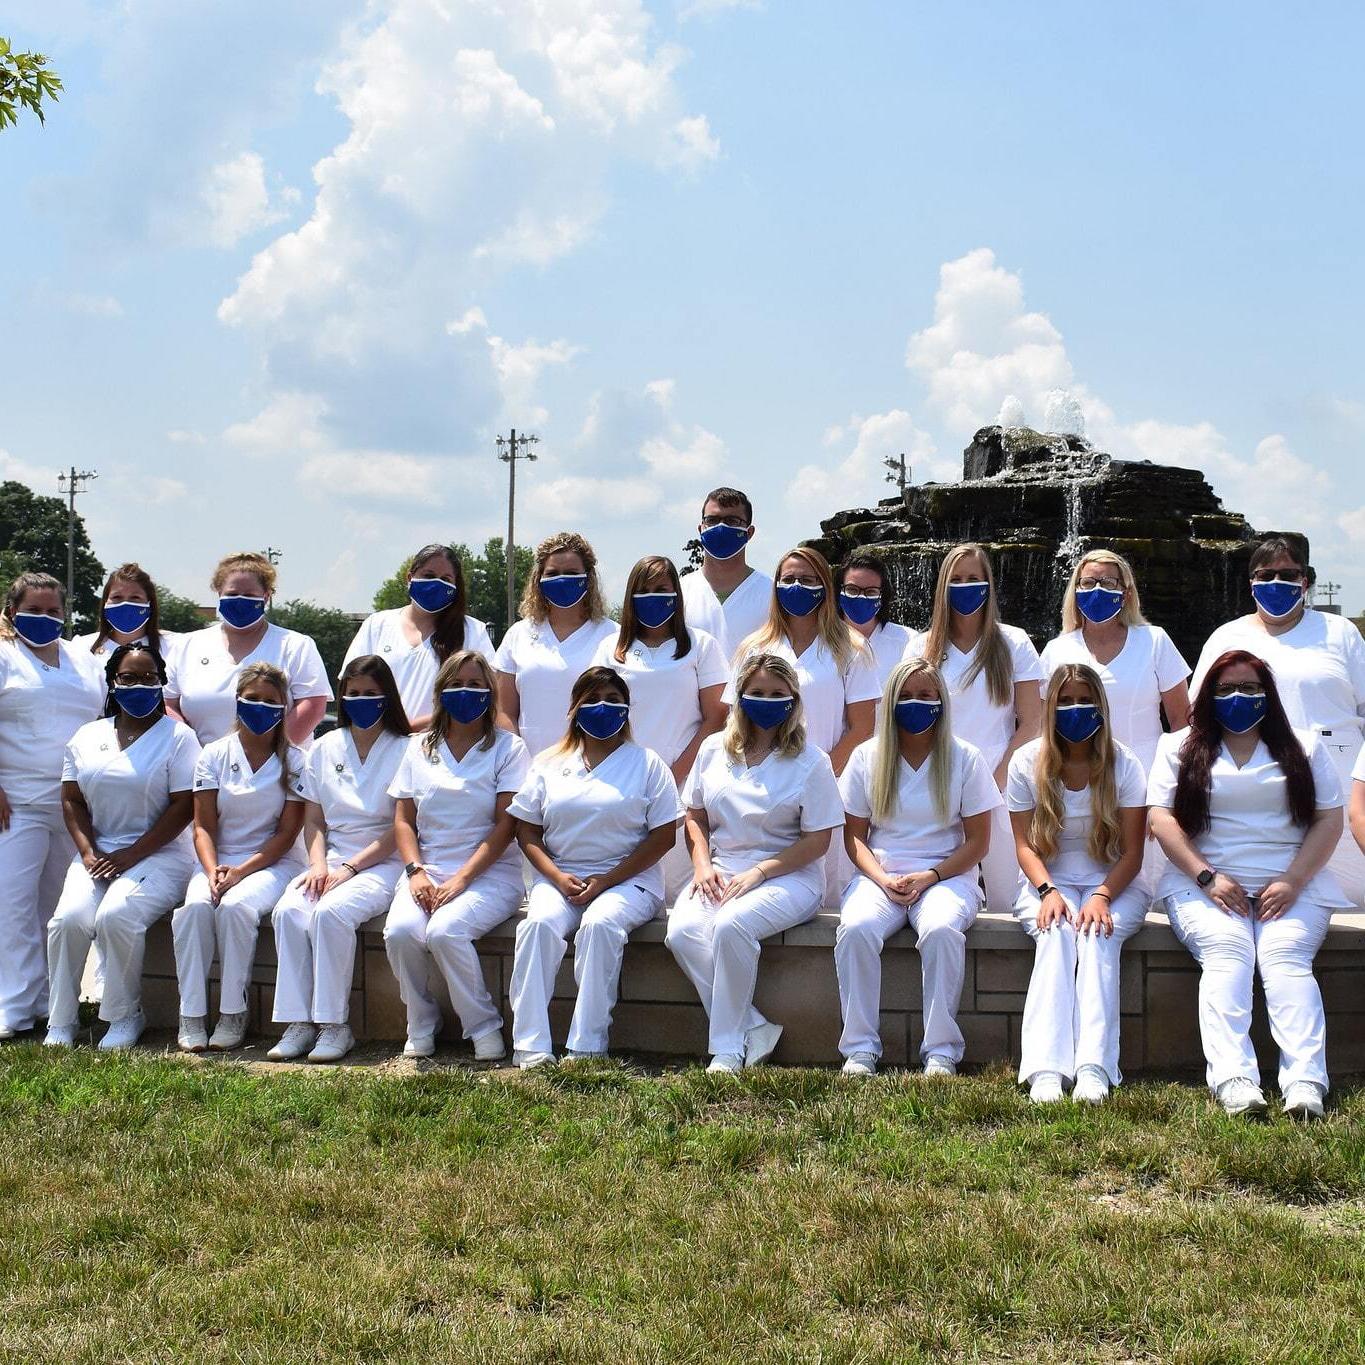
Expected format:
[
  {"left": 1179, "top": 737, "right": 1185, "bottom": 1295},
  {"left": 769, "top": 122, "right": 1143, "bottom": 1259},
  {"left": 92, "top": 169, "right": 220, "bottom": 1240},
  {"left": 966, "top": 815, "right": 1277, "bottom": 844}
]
[
  {"left": 268, "top": 599, "right": 358, "bottom": 692},
  {"left": 372, "top": 537, "right": 533, "bottom": 641},
  {"left": 157, "top": 589, "right": 206, "bottom": 634},
  {"left": 0, "top": 481, "right": 103, "bottom": 629},
  {"left": 0, "top": 39, "right": 61, "bottom": 130}
]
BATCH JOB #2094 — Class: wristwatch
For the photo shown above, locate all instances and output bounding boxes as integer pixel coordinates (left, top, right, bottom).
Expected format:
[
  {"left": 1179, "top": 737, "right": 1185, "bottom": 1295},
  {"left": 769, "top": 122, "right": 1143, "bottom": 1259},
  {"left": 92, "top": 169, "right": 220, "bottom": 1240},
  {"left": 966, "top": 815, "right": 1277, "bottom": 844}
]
[
  {"left": 1196, "top": 868, "right": 1215, "bottom": 889},
  {"left": 1035, "top": 881, "right": 1056, "bottom": 898},
  {"left": 405, "top": 862, "right": 423, "bottom": 879}
]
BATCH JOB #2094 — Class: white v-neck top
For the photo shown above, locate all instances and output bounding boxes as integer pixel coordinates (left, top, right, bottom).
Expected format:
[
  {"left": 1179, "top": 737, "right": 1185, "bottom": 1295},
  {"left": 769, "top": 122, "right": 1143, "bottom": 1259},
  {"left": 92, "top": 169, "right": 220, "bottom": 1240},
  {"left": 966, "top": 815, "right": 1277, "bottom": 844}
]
[
  {"left": 193, "top": 733, "right": 306, "bottom": 861},
  {"left": 680, "top": 567, "right": 773, "bottom": 663},
  {"left": 300, "top": 726, "right": 408, "bottom": 864}
]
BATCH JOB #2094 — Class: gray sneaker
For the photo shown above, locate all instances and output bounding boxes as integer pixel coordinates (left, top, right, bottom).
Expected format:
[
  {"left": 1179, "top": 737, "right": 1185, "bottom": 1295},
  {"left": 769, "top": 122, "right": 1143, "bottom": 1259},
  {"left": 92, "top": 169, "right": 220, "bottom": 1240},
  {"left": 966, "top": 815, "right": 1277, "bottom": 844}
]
[
  {"left": 208, "top": 1011, "right": 248, "bottom": 1051},
  {"left": 1215, "top": 1077, "right": 1268, "bottom": 1117},
  {"left": 178, "top": 1015, "right": 209, "bottom": 1053},
  {"left": 267, "top": 1023, "right": 317, "bottom": 1061}
]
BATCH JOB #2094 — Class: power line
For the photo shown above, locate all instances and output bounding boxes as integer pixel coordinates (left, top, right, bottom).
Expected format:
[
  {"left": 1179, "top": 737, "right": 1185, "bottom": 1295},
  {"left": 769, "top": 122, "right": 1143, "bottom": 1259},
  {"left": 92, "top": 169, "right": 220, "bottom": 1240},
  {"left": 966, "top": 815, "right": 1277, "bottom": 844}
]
[{"left": 57, "top": 466, "right": 97, "bottom": 636}]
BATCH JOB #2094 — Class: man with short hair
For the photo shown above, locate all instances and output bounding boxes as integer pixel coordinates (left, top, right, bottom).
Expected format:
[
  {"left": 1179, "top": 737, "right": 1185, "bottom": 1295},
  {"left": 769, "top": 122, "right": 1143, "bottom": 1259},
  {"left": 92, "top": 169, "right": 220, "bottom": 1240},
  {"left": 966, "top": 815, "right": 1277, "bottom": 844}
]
[{"left": 680, "top": 487, "right": 772, "bottom": 662}]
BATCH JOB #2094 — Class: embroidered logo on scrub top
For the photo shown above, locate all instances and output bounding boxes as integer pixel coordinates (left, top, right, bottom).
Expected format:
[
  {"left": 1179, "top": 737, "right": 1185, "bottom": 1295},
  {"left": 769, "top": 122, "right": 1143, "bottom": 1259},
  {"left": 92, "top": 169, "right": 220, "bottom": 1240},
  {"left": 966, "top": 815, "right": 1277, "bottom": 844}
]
[
  {"left": 335, "top": 763, "right": 345, "bottom": 773},
  {"left": 230, "top": 762, "right": 241, "bottom": 774},
  {"left": 200, "top": 657, "right": 210, "bottom": 665},
  {"left": 382, "top": 645, "right": 392, "bottom": 653},
  {"left": 100, "top": 743, "right": 110, "bottom": 752}
]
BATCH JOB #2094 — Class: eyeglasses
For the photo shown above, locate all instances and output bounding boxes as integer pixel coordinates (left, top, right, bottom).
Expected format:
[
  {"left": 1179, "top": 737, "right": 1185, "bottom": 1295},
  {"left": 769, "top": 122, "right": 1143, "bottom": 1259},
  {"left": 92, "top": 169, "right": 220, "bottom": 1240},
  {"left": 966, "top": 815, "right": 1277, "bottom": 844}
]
[
  {"left": 1250, "top": 570, "right": 1302, "bottom": 584},
  {"left": 1077, "top": 576, "right": 1123, "bottom": 592},
  {"left": 113, "top": 672, "right": 157, "bottom": 686},
  {"left": 701, "top": 514, "right": 749, "bottom": 529},
  {"left": 839, "top": 586, "right": 882, "bottom": 600},
  {"left": 1213, "top": 682, "right": 1264, "bottom": 697},
  {"left": 777, "top": 575, "right": 821, "bottom": 588}
]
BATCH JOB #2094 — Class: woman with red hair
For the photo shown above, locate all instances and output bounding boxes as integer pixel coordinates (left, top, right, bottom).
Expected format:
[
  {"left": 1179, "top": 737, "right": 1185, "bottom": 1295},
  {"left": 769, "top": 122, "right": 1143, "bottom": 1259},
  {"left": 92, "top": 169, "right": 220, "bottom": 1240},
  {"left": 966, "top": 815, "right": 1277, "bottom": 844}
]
[{"left": 1148, "top": 650, "right": 1347, "bottom": 1119}]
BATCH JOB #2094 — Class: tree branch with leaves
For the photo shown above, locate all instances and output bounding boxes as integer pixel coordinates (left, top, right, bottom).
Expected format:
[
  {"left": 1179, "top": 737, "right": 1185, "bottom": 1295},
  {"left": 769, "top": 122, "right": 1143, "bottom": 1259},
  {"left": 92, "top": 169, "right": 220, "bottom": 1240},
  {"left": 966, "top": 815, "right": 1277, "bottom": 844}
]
[{"left": 0, "top": 38, "right": 62, "bottom": 131}]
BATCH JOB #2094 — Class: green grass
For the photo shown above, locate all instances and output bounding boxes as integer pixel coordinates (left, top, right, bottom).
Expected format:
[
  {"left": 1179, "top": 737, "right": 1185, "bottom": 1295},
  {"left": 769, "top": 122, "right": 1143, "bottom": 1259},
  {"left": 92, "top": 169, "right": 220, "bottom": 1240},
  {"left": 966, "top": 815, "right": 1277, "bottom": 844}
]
[{"left": 1, "top": 1051, "right": 1363, "bottom": 1363}]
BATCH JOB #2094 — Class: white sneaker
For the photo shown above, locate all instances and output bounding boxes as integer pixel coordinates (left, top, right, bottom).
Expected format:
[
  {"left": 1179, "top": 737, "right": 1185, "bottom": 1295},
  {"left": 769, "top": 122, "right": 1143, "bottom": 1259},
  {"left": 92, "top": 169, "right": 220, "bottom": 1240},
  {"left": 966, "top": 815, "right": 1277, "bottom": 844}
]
[
  {"left": 403, "top": 1034, "right": 436, "bottom": 1059},
  {"left": 1029, "top": 1071, "right": 1066, "bottom": 1104},
  {"left": 43, "top": 1024, "right": 78, "bottom": 1048},
  {"left": 841, "top": 1052, "right": 877, "bottom": 1076},
  {"left": 473, "top": 1030, "right": 507, "bottom": 1062},
  {"left": 707, "top": 1053, "right": 743, "bottom": 1074},
  {"left": 1072, "top": 1064, "right": 1111, "bottom": 1105},
  {"left": 98, "top": 1011, "right": 145, "bottom": 1051},
  {"left": 923, "top": 1054, "right": 957, "bottom": 1078},
  {"left": 743, "top": 1021, "right": 783, "bottom": 1068},
  {"left": 514, "top": 1050, "right": 556, "bottom": 1071},
  {"left": 563, "top": 1049, "right": 606, "bottom": 1061},
  {"left": 267, "top": 1023, "right": 316, "bottom": 1061},
  {"left": 1282, "top": 1080, "right": 1326, "bottom": 1119},
  {"left": 0, "top": 1022, "right": 18, "bottom": 1041},
  {"left": 178, "top": 1015, "right": 209, "bottom": 1053},
  {"left": 307, "top": 1023, "right": 354, "bottom": 1063},
  {"left": 208, "top": 1011, "right": 247, "bottom": 1051},
  {"left": 1215, "top": 1076, "right": 1268, "bottom": 1117}
]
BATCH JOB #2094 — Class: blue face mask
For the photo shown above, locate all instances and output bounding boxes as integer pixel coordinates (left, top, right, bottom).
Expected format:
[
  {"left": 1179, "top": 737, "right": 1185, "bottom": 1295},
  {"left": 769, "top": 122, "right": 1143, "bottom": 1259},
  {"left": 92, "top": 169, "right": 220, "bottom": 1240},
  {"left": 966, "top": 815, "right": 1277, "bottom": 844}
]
[
  {"left": 541, "top": 574, "right": 588, "bottom": 609},
  {"left": 1075, "top": 586, "right": 1124, "bottom": 625},
  {"left": 103, "top": 601, "right": 152, "bottom": 635},
  {"left": 13, "top": 613, "right": 64, "bottom": 647},
  {"left": 219, "top": 595, "right": 267, "bottom": 630},
  {"left": 576, "top": 701, "right": 629, "bottom": 740},
  {"left": 1214, "top": 691, "right": 1267, "bottom": 734},
  {"left": 739, "top": 694, "right": 795, "bottom": 730},
  {"left": 776, "top": 581, "right": 824, "bottom": 617},
  {"left": 440, "top": 687, "right": 492, "bottom": 725},
  {"left": 112, "top": 684, "right": 163, "bottom": 719},
  {"left": 341, "top": 694, "right": 386, "bottom": 729},
  {"left": 1250, "top": 579, "right": 1303, "bottom": 619},
  {"left": 698, "top": 523, "right": 749, "bottom": 561},
  {"left": 1054, "top": 703, "right": 1103, "bottom": 743},
  {"left": 838, "top": 592, "right": 881, "bottom": 627},
  {"left": 632, "top": 593, "right": 678, "bottom": 629},
  {"left": 408, "top": 578, "right": 458, "bottom": 613},
  {"left": 947, "top": 581, "right": 990, "bottom": 616},
  {"left": 237, "top": 698, "right": 285, "bottom": 736},
  {"left": 894, "top": 699, "right": 942, "bottom": 734}
]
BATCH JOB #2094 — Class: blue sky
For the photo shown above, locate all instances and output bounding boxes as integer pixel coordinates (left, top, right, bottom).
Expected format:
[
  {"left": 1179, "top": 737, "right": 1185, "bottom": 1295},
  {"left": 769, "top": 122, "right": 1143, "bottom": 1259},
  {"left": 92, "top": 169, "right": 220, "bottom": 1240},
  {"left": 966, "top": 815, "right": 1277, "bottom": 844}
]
[{"left": 4, "top": 0, "right": 1363, "bottom": 614}]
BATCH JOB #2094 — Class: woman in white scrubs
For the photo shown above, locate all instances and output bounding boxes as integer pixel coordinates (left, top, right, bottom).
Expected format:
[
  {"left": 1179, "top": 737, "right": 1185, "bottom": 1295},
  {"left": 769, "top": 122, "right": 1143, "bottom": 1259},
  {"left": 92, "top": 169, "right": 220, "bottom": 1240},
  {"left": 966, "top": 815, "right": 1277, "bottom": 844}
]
[
  {"left": 171, "top": 663, "right": 307, "bottom": 1054},
  {"left": 1193, "top": 536, "right": 1365, "bottom": 908},
  {"left": 908, "top": 543, "right": 1042, "bottom": 913},
  {"left": 74, "top": 562, "right": 182, "bottom": 672},
  {"left": 495, "top": 532, "right": 618, "bottom": 759},
  {"left": 834, "top": 550, "right": 915, "bottom": 693},
  {"left": 166, "top": 552, "right": 332, "bottom": 746},
  {"left": 666, "top": 654, "right": 843, "bottom": 1073},
  {"left": 1008, "top": 664, "right": 1149, "bottom": 1105},
  {"left": 835, "top": 658, "right": 997, "bottom": 1077},
  {"left": 44, "top": 643, "right": 199, "bottom": 1049},
  {"left": 343, "top": 542, "right": 494, "bottom": 728},
  {"left": 384, "top": 651, "right": 530, "bottom": 1061},
  {"left": 269, "top": 656, "right": 411, "bottom": 1064},
  {"left": 508, "top": 666, "right": 680, "bottom": 1069},
  {"left": 1149, "top": 649, "right": 1347, "bottom": 1119},
  {"left": 0, "top": 573, "right": 105, "bottom": 1040}
]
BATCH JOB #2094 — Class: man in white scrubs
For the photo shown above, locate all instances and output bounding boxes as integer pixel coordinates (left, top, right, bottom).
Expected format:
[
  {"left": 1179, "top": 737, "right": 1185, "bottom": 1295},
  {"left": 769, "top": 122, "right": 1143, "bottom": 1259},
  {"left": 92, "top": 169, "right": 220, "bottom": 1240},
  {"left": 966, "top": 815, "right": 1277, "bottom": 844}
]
[{"left": 680, "top": 487, "right": 772, "bottom": 663}]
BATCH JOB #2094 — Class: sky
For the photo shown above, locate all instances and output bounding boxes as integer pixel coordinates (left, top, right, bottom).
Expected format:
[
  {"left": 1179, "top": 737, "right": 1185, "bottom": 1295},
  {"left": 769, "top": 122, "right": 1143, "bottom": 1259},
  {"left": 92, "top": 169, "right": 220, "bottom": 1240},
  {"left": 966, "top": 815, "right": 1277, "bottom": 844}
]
[{"left": 3, "top": 0, "right": 1363, "bottom": 615}]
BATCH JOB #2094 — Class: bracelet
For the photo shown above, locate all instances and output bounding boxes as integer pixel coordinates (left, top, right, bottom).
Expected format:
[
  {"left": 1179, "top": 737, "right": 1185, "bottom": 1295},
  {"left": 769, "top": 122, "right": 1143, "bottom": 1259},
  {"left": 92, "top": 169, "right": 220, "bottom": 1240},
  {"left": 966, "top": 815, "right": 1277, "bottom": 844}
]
[
  {"left": 1093, "top": 891, "right": 1112, "bottom": 903},
  {"left": 929, "top": 867, "right": 942, "bottom": 884},
  {"left": 341, "top": 861, "right": 358, "bottom": 877}
]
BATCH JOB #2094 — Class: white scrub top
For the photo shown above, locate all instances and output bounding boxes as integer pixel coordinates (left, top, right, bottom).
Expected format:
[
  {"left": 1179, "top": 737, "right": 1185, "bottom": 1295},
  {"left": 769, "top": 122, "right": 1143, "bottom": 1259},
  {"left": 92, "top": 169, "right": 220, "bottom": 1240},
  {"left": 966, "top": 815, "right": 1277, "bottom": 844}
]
[
  {"left": 342, "top": 609, "right": 494, "bottom": 723},
  {"left": 62, "top": 714, "right": 200, "bottom": 852},
  {"left": 193, "top": 734, "right": 306, "bottom": 862},
  {"left": 167, "top": 622, "right": 333, "bottom": 746},
  {"left": 73, "top": 629, "right": 182, "bottom": 665},
  {"left": 508, "top": 740, "right": 680, "bottom": 898},
  {"left": 840, "top": 735, "right": 1001, "bottom": 874},
  {"left": 389, "top": 728, "right": 531, "bottom": 890},
  {"left": 0, "top": 639, "right": 105, "bottom": 807},
  {"left": 591, "top": 626, "right": 729, "bottom": 766},
  {"left": 1006, "top": 737, "right": 1148, "bottom": 885},
  {"left": 301, "top": 726, "right": 407, "bottom": 865},
  {"left": 908, "top": 623, "right": 1044, "bottom": 771},
  {"left": 1147, "top": 727, "right": 1348, "bottom": 907},
  {"left": 495, "top": 616, "right": 619, "bottom": 760},
  {"left": 1039, "top": 624, "right": 1188, "bottom": 773},
  {"left": 681, "top": 568, "right": 773, "bottom": 663},
  {"left": 682, "top": 733, "right": 843, "bottom": 894},
  {"left": 863, "top": 621, "right": 916, "bottom": 696}
]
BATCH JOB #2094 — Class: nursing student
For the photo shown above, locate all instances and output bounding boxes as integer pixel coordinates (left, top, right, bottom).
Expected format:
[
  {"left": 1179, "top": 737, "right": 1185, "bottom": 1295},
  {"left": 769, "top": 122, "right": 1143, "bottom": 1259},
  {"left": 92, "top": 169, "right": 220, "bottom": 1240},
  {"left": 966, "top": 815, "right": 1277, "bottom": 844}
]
[
  {"left": 166, "top": 551, "right": 331, "bottom": 746},
  {"left": 0, "top": 573, "right": 105, "bottom": 1040},
  {"left": 1008, "top": 664, "right": 1148, "bottom": 1105},
  {"left": 835, "top": 550, "right": 915, "bottom": 693},
  {"left": 343, "top": 542, "right": 495, "bottom": 728},
  {"left": 1192, "top": 536, "right": 1365, "bottom": 908},
  {"left": 909, "top": 543, "right": 1042, "bottom": 912},
  {"left": 665, "top": 653, "right": 843, "bottom": 1073},
  {"left": 1149, "top": 650, "right": 1347, "bottom": 1119},
  {"left": 44, "top": 643, "right": 199, "bottom": 1049},
  {"left": 269, "top": 656, "right": 410, "bottom": 1064},
  {"left": 75, "top": 563, "right": 182, "bottom": 670},
  {"left": 383, "top": 651, "right": 530, "bottom": 1061},
  {"left": 507, "top": 666, "right": 679, "bottom": 1069},
  {"left": 171, "top": 663, "right": 308, "bottom": 1054},
  {"left": 679, "top": 486, "right": 773, "bottom": 662},
  {"left": 834, "top": 658, "right": 998, "bottom": 1077},
  {"left": 495, "top": 532, "right": 617, "bottom": 759}
]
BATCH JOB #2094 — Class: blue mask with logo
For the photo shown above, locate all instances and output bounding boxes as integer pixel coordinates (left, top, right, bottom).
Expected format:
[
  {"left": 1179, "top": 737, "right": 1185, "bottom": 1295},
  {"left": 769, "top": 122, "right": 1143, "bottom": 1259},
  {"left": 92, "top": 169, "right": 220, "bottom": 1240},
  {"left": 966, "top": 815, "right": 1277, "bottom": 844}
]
[
  {"left": 776, "top": 581, "right": 824, "bottom": 617},
  {"left": 103, "top": 601, "right": 152, "bottom": 635},
  {"left": 1214, "top": 691, "right": 1267, "bottom": 734},
  {"left": 632, "top": 593, "right": 678, "bottom": 629},
  {"left": 739, "top": 694, "right": 795, "bottom": 730},
  {"left": 541, "top": 574, "right": 589, "bottom": 609},
  {"left": 838, "top": 592, "right": 881, "bottom": 627},
  {"left": 408, "top": 578, "right": 458, "bottom": 613},
  {"left": 698, "top": 523, "right": 749, "bottom": 561},
  {"left": 947, "top": 581, "right": 990, "bottom": 616},
  {"left": 341, "top": 695, "right": 386, "bottom": 730},
  {"left": 894, "top": 699, "right": 942, "bottom": 734},
  {"left": 1076, "top": 586, "right": 1124, "bottom": 625},
  {"left": 113, "top": 684, "right": 163, "bottom": 719},
  {"left": 1054, "top": 703, "right": 1103, "bottom": 743},
  {"left": 1250, "top": 579, "right": 1303, "bottom": 619},
  {"left": 440, "top": 687, "right": 491, "bottom": 725},
  {"left": 237, "top": 698, "right": 285, "bottom": 736},
  {"left": 576, "top": 701, "right": 629, "bottom": 740},
  {"left": 13, "top": 613, "right": 64, "bottom": 647},
  {"left": 219, "top": 595, "right": 267, "bottom": 630}
]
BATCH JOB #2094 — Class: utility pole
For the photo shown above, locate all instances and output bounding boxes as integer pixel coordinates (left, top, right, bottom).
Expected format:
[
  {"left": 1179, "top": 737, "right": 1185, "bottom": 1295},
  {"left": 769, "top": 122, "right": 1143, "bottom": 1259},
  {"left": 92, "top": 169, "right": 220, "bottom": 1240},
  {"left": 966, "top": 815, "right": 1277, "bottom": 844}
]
[
  {"left": 1317, "top": 580, "right": 1341, "bottom": 609},
  {"left": 57, "top": 466, "right": 97, "bottom": 636},
  {"left": 496, "top": 428, "right": 538, "bottom": 630},
  {"left": 265, "top": 547, "right": 283, "bottom": 566},
  {"left": 884, "top": 452, "right": 909, "bottom": 496}
]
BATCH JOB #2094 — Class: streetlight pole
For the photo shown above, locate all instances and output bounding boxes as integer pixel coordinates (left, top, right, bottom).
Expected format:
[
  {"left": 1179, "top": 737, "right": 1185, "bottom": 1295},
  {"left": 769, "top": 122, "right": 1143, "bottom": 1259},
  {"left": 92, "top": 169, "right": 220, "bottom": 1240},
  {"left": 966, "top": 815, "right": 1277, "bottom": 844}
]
[
  {"left": 57, "top": 466, "right": 98, "bottom": 637},
  {"left": 883, "top": 452, "right": 909, "bottom": 497},
  {"left": 496, "top": 428, "right": 538, "bottom": 631}
]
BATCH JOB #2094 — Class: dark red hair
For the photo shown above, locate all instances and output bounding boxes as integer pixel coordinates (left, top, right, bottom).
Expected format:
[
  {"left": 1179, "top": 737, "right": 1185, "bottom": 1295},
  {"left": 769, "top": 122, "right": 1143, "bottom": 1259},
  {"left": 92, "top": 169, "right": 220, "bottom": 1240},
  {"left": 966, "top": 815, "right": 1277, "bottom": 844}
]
[{"left": 1173, "top": 649, "right": 1315, "bottom": 836}]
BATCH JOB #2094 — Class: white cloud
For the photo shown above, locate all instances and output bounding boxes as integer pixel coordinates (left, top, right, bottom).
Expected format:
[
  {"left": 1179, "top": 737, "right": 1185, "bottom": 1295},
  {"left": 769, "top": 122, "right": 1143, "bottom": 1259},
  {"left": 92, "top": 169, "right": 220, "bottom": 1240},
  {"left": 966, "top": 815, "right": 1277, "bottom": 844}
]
[
  {"left": 223, "top": 392, "right": 328, "bottom": 456},
  {"left": 640, "top": 427, "right": 725, "bottom": 478},
  {"left": 298, "top": 451, "right": 444, "bottom": 503},
  {"left": 669, "top": 115, "right": 720, "bottom": 169},
  {"left": 678, "top": 0, "right": 762, "bottom": 19},
  {"left": 0, "top": 448, "right": 59, "bottom": 489},
  {"left": 446, "top": 307, "right": 489, "bottom": 336},
  {"left": 194, "top": 151, "right": 300, "bottom": 250},
  {"left": 525, "top": 474, "right": 662, "bottom": 520},
  {"left": 487, "top": 335, "right": 582, "bottom": 420},
  {"left": 145, "top": 476, "right": 189, "bottom": 505},
  {"left": 787, "top": 410, "right": 940, "bottom": 521},
  {"left": 60, "top": 292, "right": 123, "bottom": 318},
  {"left": 166, "top": 429, "right": 208, "bottom": 445}
]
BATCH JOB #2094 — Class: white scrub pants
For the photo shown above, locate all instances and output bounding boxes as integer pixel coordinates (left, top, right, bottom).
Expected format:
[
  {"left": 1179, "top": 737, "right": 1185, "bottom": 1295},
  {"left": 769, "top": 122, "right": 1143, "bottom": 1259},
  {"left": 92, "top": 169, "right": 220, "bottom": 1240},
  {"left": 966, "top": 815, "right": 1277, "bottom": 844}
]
[
  {"left": 383, "top": 867, "right": 521, "bottom": 1042},
  {"left": 510, "top": 878, "right": 661, "bottom": 1056},
  {"left": 172, "top": 862, "right": 302, "bottom": 1018},
  {"left": 665, "top": 870, "right": 822, "bottom": 1058},
  {"left": 980, "top": 804, "right": 1022, "bottom": 914},
  {"left": 836, "top": 872, "right": 981, "bottom": 1064},
  {"left": 1166, "top": 889, "right": 1332, "bottom": 1093},
  {"left": 660, "top": 830, "right": 694, "bottom": 904},
  {"left": 1015, "top": 881, "right": 1148, "bottom": 1086},
  {"left": 46, "top": 848, "right": 193, "bottom": 1029},
  {"left": 0, "top": 803, "right": 72, "bottom": 1032},
  {"left": 272, "top": 864, "right": 400, "bottom": 1025},
  {"left": 1322, "top": 739, "right": 1365, "bottom": 907}
]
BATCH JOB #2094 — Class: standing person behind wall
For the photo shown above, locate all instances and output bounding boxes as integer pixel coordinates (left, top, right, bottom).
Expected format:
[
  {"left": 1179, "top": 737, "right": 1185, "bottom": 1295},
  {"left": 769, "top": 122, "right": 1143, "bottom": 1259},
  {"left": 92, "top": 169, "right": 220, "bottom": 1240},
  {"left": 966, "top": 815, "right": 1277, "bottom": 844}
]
[
  {"left": 835, "top": 549, "right": 916, "bottom": 695},
  {"left": 0, "top": 572, "right": 105, "bottom": 1040},
  {"left": 268, "top": 656, "right": 410, "bottom": 1064},
  {"left": 165, "top": 551, "right": 331, "bottom": 746},
  {"left": 75, "top": 562, "right": 183, "bottom": 672},
  {"left": 1008, "top": 664, "right": 1149, "bottom": 1106},
  {"left": 1148, "top": 650, "right": 1347, "bottom": 1120},
  {"left": 680, "top": 486, "right": 772, "bottom": 663},
  {"left": 1191, "top": 536, "right": 1365, "bottom": 909},
  {"left": 908, "top": 543, "right": 1043, "bottom": 913}
]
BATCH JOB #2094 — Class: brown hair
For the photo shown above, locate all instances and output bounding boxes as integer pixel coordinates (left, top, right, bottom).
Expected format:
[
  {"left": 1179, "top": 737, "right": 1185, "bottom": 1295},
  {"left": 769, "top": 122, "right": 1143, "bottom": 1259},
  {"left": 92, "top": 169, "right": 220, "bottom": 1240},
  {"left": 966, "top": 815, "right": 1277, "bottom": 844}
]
[
  {"left": 422, "top": 650, "right": 499, "bottom": 758},
  {"left": 548, "top": 666, "right": 633, "bottom": 756},
  {"left": 337, "top": 654, "right": 411, "bottom": 738},
  {"left": 519, "top": 532, "right": 606, "bottom": 624},
  {"left": 0, "top": 571, "right": 64, "bottom": 642},
  {"left": 614, "top": 556, "right": 690, "bottom": 662},
  {"left": 91, "top": 563, "right": 168, "bottom": 656},
  {"left": 235, "top": 662, "right": 296, "bottom": 789},
  {"left": 212, "top": 552, "right": 276, "bottom": 597}
]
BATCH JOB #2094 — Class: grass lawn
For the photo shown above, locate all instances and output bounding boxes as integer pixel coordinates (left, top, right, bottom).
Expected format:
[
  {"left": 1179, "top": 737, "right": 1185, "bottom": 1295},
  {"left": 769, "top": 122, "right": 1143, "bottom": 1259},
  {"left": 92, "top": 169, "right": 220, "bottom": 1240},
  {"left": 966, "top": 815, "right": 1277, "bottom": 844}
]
[{"left": 1, "top": 1049, "right": 1362, "bottom": 1363}]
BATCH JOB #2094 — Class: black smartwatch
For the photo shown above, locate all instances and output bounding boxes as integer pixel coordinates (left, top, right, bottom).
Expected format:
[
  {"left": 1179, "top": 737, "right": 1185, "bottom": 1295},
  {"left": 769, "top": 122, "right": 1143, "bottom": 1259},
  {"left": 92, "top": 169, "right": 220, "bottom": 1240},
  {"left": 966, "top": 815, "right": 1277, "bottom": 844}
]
[
  {"left": 1035, "top": 881, "right": 1056, "bottom": 898},
  {"left": 1196, "top": 868, "right": 1216, "bottom": 889},
  {"left": 405, "top": 862, "right": 423, "bottom": 879}
]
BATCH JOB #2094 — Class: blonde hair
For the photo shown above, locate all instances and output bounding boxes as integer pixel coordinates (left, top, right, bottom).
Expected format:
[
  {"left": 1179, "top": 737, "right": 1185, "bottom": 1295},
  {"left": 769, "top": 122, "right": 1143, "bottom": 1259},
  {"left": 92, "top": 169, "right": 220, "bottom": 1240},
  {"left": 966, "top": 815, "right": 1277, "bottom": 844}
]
[
  {"left": 740, "top": 546, "right": 861, "bottom": 671},
  {"left": 423, "top": 650, "right": 498, "bottom": 757},
  {"left": 721, "top": 653, "right": 807, "bottom": 762},
  {"left": 519, "top": 532, "right": 607, "bottom": 624},
  {"left": 1, "top": 571, "right": 64, "bottom": 642},
  {"left": 235, "top": 662, "right": 296, "bottom": 789},
  {"left": 869, "top": 658, "right": 953, "bottom": 825},
  {"left": 1028, "top": 663, "right": 1123, "bottom": 865},
  {"left": 1060, "top": 549, "right": 1148, "bottom": 634},
  {"left": 921, "top": 543, "right": 1012, "bottom": 708},
  {"left": 212, "top": 552, "right": 276, "bottom": 597},
  {"left": 548, "top": 665, "right": 633, "bottom": 757}
]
